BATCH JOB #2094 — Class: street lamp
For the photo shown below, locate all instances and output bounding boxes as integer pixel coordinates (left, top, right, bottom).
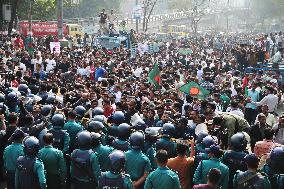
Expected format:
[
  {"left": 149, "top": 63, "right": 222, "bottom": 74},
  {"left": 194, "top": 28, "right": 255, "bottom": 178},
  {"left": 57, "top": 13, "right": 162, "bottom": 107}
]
[{"left": 28, "top": 0, "right": 35, "bottom": 37}]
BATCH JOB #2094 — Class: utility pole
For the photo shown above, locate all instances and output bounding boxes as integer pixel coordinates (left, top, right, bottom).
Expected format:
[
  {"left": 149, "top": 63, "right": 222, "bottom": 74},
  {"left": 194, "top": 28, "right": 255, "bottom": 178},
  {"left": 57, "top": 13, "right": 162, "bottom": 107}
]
[
  {"left": 136, "top": 0, "right": 139, "bottom": 32},
  {"left": 227, "top": 0, "right": 229, "bottom": 31},
  {"left": 28, "top": 0, "right": 33, "bottom": 36},
  {"left": 57, "top": 0, "right": 63, "bottom": 39}
]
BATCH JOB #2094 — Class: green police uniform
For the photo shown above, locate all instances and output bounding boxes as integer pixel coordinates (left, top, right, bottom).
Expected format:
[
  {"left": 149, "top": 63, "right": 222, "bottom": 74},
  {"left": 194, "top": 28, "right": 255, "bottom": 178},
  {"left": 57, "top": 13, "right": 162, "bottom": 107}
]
[
  {"left": 70, "top": 149, "right": 101, "bottom": 182},
  {"left": 3, "top": 142, "right": 24, "bottom": 172},
  {"left": 156, "top": 137, "right": 177, "bottom": 158},
  {"left": 63, "top": 121, "right": 83, "bottom": 151},
  {"left": 125, "top": 149, "right": 151, "bottom": 182},
  {"left": 93, "top": 144, "right": 114, "bottom": 171},
  {"left": 38, "top": 145, "right": 67, "bottom": 188},
  {"left": 193, "top": 157, "right": 229, "bottom": 189},
  {"left": 144, "top": 166, "right": 181, "bottom": 189},
  {"left": 15, "top": 157, "right": 47, "bottom": 189},
  {"left": 100, "top": 171, "right": 133, "bottom": 189},
  {"left": 49, "top": 127, "right": 70, "bottom": 154},
  {"left": 145, "top": 145, "right": 157, "bottom": 170},
  {"left": 3, "top": 142, "right": 24, "bottom": 189},
  {"left": 233, "top": 170, "right": 271, "bottom": 189}
]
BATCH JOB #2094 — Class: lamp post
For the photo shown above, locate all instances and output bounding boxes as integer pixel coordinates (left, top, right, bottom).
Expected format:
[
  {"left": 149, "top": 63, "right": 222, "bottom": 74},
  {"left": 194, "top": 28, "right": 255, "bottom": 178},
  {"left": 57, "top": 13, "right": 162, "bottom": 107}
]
[
  {"left": 136, "top": 0, "right": 139, "bottom": 32},
  {"left": 28, "top": 0, "right": 34, "bottom": 36},
  {"left": 57, "top": 0, "right": 63, "bottom": 39}
]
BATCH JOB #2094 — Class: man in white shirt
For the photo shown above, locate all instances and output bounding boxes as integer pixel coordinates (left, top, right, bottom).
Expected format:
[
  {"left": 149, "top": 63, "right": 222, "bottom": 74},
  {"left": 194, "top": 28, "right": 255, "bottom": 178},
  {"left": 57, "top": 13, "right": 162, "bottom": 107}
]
[
  {"left": 45, "top": 55, "right": 56, "bottom": 73},
  {"left": 32, "top": 54, "right": 42, "bottom": 73},
  {"left": 226, "top": 100, "right": 244, "bottom": 118},
  {"left": 254, "top": 87, "right": 278, "bottom": 114}
]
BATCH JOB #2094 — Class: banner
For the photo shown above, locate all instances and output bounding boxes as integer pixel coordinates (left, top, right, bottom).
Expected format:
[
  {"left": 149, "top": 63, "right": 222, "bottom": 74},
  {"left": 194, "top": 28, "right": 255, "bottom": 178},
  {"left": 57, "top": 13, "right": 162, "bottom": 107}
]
[{"left": 50, "top": 42, "right": 60, "bottom": 54}]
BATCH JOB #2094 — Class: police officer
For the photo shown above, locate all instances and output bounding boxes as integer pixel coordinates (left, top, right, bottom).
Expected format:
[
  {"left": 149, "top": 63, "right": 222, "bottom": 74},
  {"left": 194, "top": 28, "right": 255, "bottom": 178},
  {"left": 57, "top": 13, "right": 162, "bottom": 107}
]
[
  {"left": 144, "top": 128, "right": 158, "bottom": 170},
  {"left": 88, "top": 120, "right": 108, "bottom": 145},
  {"left": 262, "top": 146, "right": 284, "bottom": 188},
  {"left": 6, "top": 92, "right": 19, "bottom": 113},
  {"left": 64, "top": 110, "right": 83, "bottom": 152},
  {"left": 70, "top": 131, "right": 101, "bottom": 189},
  {"left": 125, "top": 131, "right": 151, "bottom": 189},
  {"left": 48, "top": 114, "right": 70, "bottom": 154},
  {"left": 74, "top": 105, "right": 86, "bottom": 120},
  {"left": 193, "top": 145, "right": 229, "bottom": 189},
  {"left": 222, "top": 132, "right": 248, "bottom": 188},
  {"left": 38, "top": 133, "right": 67, "bottom": 189},
  {"left": 144, "top": 149, "right": 181, "bottom": 189},
  {"left": 91, "top": 132, "right": 114, "bottom": 172},
  {"left": 93, "top": 107, "right": 104, "bottom": 116},
  {"left": 109, "top": 111, "right": 125, "bottom": 137},
  {"left": 112, "top": 123, "right": 131, "bottom": 151},
  {"left": 3, "top": 129, "right": 26, "bottom": 189},
  {"left": 233, "top": 154, "right": 271, "bottom": 189},
  {"left": 15, "top": 136, "right": 46, "bottom": 189},
  {"left": 98, "top": 150, "right": 133, "bottom": 189},
  {"left": 156, "top": 123, "right": 177, "bottom": 158}
]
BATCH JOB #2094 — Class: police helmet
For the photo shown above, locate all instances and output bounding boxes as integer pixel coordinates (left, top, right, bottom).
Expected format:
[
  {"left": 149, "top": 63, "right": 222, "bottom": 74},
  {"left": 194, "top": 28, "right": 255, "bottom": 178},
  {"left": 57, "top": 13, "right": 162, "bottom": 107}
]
[
  {"left": 230, "top": 132, "right": 247, "bottom": 151},
  {"left": 74, "top": 106, "right": 86, "bottom": 118},
  {"left": 270, "top": 146, "right": 284, "bottom": 162},
  {"left": 46, "top": 95, "right": 56, "bottom": 104},
  {"left": 0, "top": 93, "right": 5, "bottom": 103},
  {"left": 23, "top": 136, "right": 40, "bottom": 156},
  {"left": 88, "top": 121, "right": 104, "bottom": 132},
  {"left": 77, "top": 131, "right": 92, "bottom": 149},
  {"left": 41, "top": 105, "right": 52, "bottom": 116},
  {"left": 7, "top": 92, "right": 18, "bottom": 103},
  {"left": 51, "top": 114, "right": 65, "bottom": 128},
  {"left": 130, "top": 131, "right": 145, "bottom": 149},
  {"left": 0, "top": 103, "right": 6, "bottom": 114},
  {"left": 133, "top": 121, "right": 147, "bottom": 131},
  {"left": 18, "top": 84, "right": 29, "bottom": 96},
  {"left": 109, "top": 150, "right": 126, "bottom": 173},
  {"left": 90, "top": 132, "right": 102, "bottom": 146},
  {"left": 202, "top": 135, "right": 217, "bottom": 148},
  {"left": 117, "top": 123, "right": 131, "bottom": 139},
  {"left": 93, "top": 107, "right": 104, "bottom": 116},
  {"left": 92, "top": 115, "right": 105, "bottom": 123},
  {"left": 196, "top": 132, "right": 209, "bottom": 144},
  {"left": 162, "top": 123, "right": 175, "bottom": 137},
  {"left": 112, "top": 111, "right": 125, "bottom": 124}
]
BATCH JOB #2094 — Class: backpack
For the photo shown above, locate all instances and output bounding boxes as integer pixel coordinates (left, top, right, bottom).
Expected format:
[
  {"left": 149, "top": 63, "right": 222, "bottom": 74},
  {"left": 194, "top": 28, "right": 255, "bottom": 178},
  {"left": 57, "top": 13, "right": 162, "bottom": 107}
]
[
  {"left": 71, "top": 149, "right": 95, "bottom": 182},
  {"left": 236, "top": 171, "right": 267, "bottom": 189},
  {"left": 48, "top": 128, "right": 66, "bottom": 151},
  {"left": 16, "top": 156, "right": 40, "bottom": 189},
  {"left": 98, "top": 172, "right": 125, "bottom": 189}
]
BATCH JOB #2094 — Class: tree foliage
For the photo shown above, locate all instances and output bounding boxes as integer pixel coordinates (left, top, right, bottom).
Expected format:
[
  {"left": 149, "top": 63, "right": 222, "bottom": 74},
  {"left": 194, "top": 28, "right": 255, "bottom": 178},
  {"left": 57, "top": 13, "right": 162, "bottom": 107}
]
[{"left": 16, "top": 0, "right": 121, "bottom": 21}]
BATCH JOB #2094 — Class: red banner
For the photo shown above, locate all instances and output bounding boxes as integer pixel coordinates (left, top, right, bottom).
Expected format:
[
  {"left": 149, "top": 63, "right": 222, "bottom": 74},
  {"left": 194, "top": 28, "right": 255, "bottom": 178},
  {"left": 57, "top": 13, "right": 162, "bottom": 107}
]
[{"left": 18, "top": 22, "right": 68, "bottom": 37}]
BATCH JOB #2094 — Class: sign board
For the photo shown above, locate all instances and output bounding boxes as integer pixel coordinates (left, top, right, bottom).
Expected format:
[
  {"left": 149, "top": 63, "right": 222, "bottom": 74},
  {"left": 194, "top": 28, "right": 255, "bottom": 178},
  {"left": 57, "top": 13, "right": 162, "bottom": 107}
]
[
  {"left": 133, "top": 5, "right": 143, "bottom": 19},
  {"left": 50, "top": 42, "right": 60, "bottom": 54}
]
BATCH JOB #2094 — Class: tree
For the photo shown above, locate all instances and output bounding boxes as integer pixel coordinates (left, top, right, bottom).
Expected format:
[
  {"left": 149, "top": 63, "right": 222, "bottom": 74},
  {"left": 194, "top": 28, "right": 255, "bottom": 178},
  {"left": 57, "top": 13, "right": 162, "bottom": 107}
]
[{"left": 142, "top": 0, "right": 158, "bottom": 32}]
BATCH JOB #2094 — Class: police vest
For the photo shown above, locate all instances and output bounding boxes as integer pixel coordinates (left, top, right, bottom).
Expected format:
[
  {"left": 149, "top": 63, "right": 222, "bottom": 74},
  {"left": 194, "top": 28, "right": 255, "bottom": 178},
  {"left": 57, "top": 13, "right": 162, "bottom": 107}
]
[
  {"left": 71, "top": 149, "right": 95, "bottom": 182},
  {"left": 98, "top": 172, "right": 125, "bottom": 189},
  {"left": 48, "top": 128, "right": 66, "bottom": 151},
  {"left": 16, "top": 156, "right": 40, "bottom": 189},
  {"left": 236, "top": 171, "right": 267, "bottom": 189}
]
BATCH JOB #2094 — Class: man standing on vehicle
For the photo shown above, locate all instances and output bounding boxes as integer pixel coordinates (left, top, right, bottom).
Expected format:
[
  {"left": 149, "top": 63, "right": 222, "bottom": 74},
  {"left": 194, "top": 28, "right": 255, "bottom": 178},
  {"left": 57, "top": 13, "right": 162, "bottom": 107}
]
[{"left": 99, "top": 9, "right": 108, "bottom": 35}]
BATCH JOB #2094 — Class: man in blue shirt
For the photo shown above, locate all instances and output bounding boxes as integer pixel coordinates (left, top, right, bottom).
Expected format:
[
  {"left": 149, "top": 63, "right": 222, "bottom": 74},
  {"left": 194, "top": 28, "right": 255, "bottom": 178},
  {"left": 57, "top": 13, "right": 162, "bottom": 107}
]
[{"left": 245, "top": 83, "right": 260, "bottom": 125}]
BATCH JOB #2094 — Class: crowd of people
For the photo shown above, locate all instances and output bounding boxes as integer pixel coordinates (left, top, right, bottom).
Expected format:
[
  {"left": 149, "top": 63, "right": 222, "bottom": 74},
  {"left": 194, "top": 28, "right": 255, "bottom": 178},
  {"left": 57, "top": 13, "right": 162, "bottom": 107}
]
[{"left": 0, "top": 27, "right": 284, "bottom": 189}]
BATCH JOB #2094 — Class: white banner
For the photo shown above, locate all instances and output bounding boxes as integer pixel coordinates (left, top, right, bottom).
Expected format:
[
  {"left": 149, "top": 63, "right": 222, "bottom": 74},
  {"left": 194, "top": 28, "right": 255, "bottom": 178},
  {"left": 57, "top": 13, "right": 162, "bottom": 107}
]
[{"left": 50, "top": 42, "right": 60, "bottom": 54}]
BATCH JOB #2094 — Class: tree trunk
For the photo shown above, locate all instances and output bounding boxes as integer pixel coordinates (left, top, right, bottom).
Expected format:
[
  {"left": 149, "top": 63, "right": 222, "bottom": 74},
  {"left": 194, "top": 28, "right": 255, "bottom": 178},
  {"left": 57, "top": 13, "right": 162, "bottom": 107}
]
[
  {"left": 142, "top": 1, "right": 149, "bottom": 32},
  {"left": 8, "top": 0, "right": 19, "bottom": 36}
]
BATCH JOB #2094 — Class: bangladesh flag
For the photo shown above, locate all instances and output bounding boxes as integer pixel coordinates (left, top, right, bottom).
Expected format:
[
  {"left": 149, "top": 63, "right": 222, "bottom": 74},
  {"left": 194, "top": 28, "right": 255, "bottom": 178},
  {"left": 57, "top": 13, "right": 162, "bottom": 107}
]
[
  {"left": 148, "top": 63, "right": 161, "bottom": 88},
  {"left": 179, "top": 82, "right": 210, "bottom": 99}
]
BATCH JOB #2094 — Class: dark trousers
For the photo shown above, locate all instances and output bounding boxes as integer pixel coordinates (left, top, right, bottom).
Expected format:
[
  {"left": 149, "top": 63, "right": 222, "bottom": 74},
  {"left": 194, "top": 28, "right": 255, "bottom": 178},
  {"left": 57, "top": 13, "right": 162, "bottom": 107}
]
[
  {"left": 245, "top": 108, "right": 258, "bottom": 125},
  {"left": 6, "top": 171, "right": 15, "bottom": 189},
  {"left": 46, "top": 173, "right": 61, "bottom": 189},
  {"left": 72, "top": 179, "right": 96, "bottom": 189}
]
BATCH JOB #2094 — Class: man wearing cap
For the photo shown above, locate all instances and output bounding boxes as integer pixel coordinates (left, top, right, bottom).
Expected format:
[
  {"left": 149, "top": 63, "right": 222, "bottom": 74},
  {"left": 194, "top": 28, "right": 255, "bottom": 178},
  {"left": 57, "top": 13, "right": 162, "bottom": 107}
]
[
  {"left": 3, "top": 129, "right": 26, "bottom": 189},
  {"left": 193, "top": 145, "right": 229, "bottom": 189},
  {"left": 233, "top": 154, "right": 271, "bottom": 189}
]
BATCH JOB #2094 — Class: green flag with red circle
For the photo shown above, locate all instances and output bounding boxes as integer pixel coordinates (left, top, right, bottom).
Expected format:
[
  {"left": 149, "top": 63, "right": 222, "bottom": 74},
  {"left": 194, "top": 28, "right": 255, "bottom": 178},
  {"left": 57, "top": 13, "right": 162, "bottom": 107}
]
[
  {"left": 179, "top": 81, "right": 210, "bottom": 99},
  {"left": 148, "top": 63, "right": 161, "bottom": 89}
]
